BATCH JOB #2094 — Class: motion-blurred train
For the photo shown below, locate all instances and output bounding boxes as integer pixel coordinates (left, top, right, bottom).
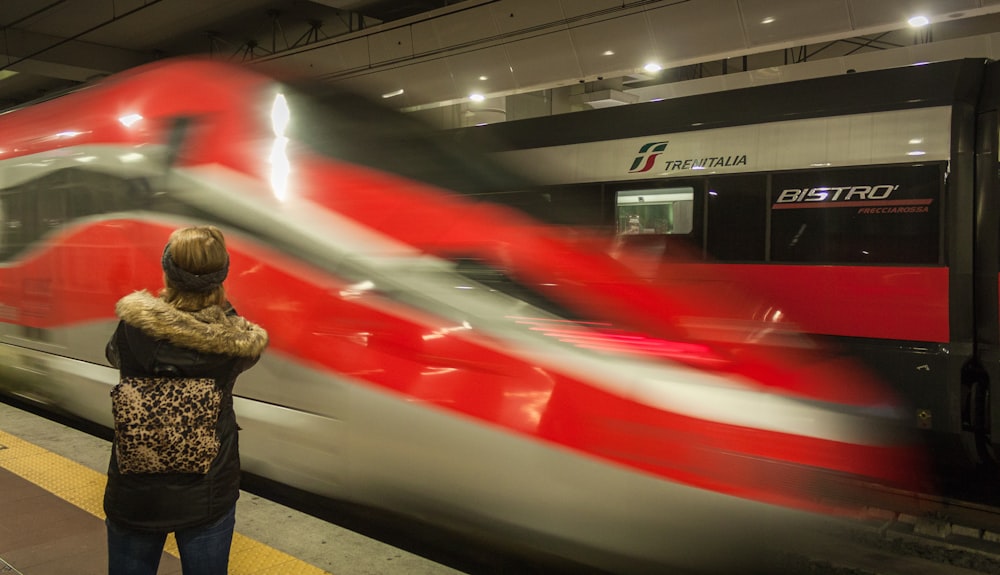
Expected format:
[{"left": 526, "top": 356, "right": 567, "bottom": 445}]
[
  {"left": 445, "top": 57, "right": 1000, "bottom": 475},
  {"left": 0, "top": 58, "right": 922, "bottom": 573}
]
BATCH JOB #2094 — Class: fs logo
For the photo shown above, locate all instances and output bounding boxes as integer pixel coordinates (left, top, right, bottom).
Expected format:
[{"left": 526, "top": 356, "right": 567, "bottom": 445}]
[{"left": 628, "top": 141, "right": 669, "bottom": 173}]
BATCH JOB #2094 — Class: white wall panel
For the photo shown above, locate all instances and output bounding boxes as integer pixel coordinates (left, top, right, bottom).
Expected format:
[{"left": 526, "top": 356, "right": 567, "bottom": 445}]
[
  {"left": 571, "top": 12, "right": 655, "bottom": 77},
  {"left": 383, "top": 59, "right": 456, "bottom": 106},
  {"left": 368, "top": 27, "right": 414, "bottom": 65},
  {"left": 505, "top": 30, "right": 583, "bottom": 89},
  {"left": 558, "top": 0, "right": 632, "bottom": 20},
  {"left": 647, "top": 0, "right": 746, "bottom": 62},
  {"left": 490, "top": 0, "right": 565, "bottom": 34},
  {"left": 740, "top": 0, "right": 852, "bottom": 45},
  {"left": 848, "top": 0, "right": 981, "bottom": 28},
  {"left": 411, "top": 6, "right": 500, "bottom": 53},
  {"left": 306, "top": 37, "right": 370, "bottom": 76},
  {"left": 446, "top": 45, "right": 517, "bottom": 96}
]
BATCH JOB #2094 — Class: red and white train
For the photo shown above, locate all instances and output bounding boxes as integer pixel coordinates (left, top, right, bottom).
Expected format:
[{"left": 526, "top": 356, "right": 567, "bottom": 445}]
[
  {"left": 447, "top": 57, "right": 1000, "bottom": 475},
  {"left": 0, "top": 58, "right": 921, "bottom": 573}
]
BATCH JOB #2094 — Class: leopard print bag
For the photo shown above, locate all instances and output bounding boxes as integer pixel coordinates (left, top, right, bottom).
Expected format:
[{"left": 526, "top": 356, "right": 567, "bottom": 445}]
[{"left": 110, "top": 377, "right": 222, "bottom": 474}]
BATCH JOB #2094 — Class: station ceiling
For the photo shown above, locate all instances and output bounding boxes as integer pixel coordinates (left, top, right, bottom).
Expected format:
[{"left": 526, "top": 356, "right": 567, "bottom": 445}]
[{"left": 1, "top": 0, "right": 999, "bottom": 116}]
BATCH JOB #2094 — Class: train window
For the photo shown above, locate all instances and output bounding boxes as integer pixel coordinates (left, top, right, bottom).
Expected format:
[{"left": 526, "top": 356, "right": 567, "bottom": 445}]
[
  {"left": 37, "top": 184, "right": 66, "bottom": 233},
  {"left": 616, "top": 188, "right": 693, "bottom": 236},
  {"left": 770, "top": 164, "right": 941, "bottom": 265},
  {"left": 0, "top": 189, "right": 32, "bottom": 260},
  {"left": 22, "top": 168, "right": 152, "bottom": 224},
  {"left": 0, "top": 169, "right": 161, "bottom": 261},
  {"left": 705, "top": 175, "right": 767, "bottom": 262}
]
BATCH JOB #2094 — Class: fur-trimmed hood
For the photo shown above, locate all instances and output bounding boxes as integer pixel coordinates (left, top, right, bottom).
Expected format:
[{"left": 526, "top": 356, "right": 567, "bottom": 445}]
[{"left": 115, "top": 290, "right": 268, "bottom": 358}]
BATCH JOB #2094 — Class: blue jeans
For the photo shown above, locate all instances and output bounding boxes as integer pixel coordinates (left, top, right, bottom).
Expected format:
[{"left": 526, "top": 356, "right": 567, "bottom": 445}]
[{"left": 106, "top": 505, "right": 236, "bottom": 575}]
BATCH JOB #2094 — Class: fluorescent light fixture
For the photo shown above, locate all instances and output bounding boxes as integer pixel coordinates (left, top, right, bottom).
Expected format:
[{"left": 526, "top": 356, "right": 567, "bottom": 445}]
[
  {"left": 761, "top": 17, "right": 775, "bottom": 24},
  {"left": 381, "top": 89, "right": 404, "bottom": 98},
  {"left": 469, "top": 93, "right": 486, "bottom": 102},
  {"left": 603, "top": 50, "right": 615, "bottom": 56},
  {"left": 908, "top": 15, "right": 929, "bottom": 27},
  {"left": 478, "top": 75, "right": 488, "bottom": 81},
  {"left": 643, "top": 62, "right": 662, "bottom": 73}
]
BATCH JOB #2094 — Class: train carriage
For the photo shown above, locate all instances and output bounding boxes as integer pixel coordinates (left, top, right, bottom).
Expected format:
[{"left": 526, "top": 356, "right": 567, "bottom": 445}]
[{"left": 444, "top": 58, "right": 1000, "bottom": 471}]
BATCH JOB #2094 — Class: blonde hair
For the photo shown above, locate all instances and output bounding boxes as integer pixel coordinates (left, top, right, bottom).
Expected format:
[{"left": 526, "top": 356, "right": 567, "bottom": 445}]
[{"left": 160, "top": 226, "right": 228, "bottom": 311}]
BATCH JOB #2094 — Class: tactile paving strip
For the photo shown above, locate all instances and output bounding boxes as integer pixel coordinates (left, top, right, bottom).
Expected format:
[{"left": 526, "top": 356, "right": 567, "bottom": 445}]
[
  {"left": 0, "top": 555, "right": 25, "bottom": 574},
  {"left": 0, "top": 430, "right": 331, "bottom": 575}
]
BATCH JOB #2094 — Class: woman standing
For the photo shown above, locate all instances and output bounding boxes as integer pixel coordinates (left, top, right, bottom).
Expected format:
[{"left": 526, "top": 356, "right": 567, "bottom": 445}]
[{"left": 104, "top": 226, "right": 268, "bottom": 575}]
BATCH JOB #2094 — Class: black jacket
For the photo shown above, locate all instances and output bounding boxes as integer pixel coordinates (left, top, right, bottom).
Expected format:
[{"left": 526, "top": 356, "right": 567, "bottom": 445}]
[{"left": 104, "top": 290, "right": 268, "bottom": 531}]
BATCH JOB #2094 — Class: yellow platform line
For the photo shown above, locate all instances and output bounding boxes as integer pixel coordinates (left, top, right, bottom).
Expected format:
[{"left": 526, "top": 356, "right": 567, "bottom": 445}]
[{"left": 0, "top": 429, "right": 331, "bottom": 575}]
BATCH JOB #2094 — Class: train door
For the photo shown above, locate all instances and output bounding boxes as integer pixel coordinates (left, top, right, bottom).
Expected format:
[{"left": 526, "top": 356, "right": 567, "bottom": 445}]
[
  {"left": 0, "top": 175, "right": 61, "bottom": 348},
  {"left": 24, "top": 176, "right": 64, "bottom": 347},
  {"left": 45, "top": 168, "right": 147, "bottom": 365},
  {"left": 0, "top": 181, "right": 38, "bottom": 341}
]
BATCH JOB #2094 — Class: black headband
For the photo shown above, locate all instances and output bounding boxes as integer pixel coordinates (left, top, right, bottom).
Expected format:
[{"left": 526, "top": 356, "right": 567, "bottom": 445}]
[{"left": 161, "top": 244, "right": 229, "bottom": 293}]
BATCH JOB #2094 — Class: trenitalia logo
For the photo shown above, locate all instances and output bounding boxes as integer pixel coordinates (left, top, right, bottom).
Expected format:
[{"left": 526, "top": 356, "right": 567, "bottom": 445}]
[{"left": 628, "top": 141, "right": 669, "bottom": 173}]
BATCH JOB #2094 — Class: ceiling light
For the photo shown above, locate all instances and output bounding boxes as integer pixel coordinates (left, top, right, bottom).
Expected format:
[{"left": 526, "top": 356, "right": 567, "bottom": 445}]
[
  {"left": 761, "top": 16, "right": 775, "bottom": 24},
  {"left": 603, "top": 50, "right": 615, "bottom": 56},
  {"left": 478, "top": 75, "right": 488, "bottom": 81},
  {"left": 469, "top": 93, "right": 486, "bottom": 102},
  {"left": 908, "top": 15, "right": 929, "bottom": 27},
  {"left": 643, "top": 62, "right": 662, "bottom": 73},
  {"left": 381, "top": 89, "right": 404, "bottom": 98}
]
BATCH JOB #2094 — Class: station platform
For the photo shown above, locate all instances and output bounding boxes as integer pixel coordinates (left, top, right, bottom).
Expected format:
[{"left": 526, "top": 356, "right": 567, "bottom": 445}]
[{"left": 0, "top": 400, "right": 465, "bottom": 575}]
